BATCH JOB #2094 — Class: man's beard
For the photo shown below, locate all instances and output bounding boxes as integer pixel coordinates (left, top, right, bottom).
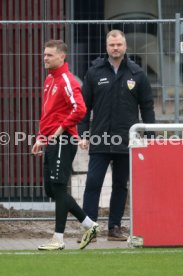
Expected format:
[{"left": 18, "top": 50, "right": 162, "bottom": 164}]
[{"left": 111, "top": 53, "right": 123, "bottom": 60}]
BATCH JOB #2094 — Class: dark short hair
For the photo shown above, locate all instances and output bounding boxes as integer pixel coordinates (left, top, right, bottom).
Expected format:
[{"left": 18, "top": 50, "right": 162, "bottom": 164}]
[
  {"left": 44, "top": 39, "right": 67, "bottom": 53},
  {"left": 106, "top": 30, "right": 126, "bottom": 40}
]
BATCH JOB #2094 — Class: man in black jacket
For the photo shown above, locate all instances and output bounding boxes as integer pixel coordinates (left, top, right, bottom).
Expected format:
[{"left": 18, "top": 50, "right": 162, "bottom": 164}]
[{"left": 78, "top": 30, "right": 155, "bottom": 241}]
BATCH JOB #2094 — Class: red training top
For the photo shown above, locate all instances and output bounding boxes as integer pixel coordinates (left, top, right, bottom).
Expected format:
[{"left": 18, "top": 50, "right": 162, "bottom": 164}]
[{"left": 38, "top": 62, "right": 86, "bottom": 140}]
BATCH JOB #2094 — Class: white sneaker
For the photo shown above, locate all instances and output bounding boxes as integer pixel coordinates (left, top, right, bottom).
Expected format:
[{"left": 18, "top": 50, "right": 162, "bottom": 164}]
[
  {"left": 80, "top": 222, "right": 100, "bottom": 249},
  {"left": 38, "top": 238, "right": 65, "bottom": 250}
]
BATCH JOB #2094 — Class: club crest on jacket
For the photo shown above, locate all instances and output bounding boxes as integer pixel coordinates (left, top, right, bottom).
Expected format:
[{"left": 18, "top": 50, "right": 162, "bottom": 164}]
[
  {"left": 52, "top": 85, "right": 58, "bottom": 95},
  {"left": 127, "top": 79, "right": 135, "bottom": 90}
]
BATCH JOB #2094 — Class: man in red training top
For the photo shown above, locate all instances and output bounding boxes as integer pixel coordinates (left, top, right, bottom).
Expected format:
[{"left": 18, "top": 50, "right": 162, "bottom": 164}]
[{"left": 32, "top": 40, "right": 99, "bottom": 250}]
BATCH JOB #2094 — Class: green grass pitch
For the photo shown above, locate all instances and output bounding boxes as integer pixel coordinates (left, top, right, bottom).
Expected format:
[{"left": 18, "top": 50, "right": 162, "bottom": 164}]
[{"left": 0, "top": 248, "right": 183, "bottom": 276}]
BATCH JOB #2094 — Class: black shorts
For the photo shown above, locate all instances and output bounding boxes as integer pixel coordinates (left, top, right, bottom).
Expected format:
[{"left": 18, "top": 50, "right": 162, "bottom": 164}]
[{"left": 44, "top": 132, "right": 77, "bottom": 197}]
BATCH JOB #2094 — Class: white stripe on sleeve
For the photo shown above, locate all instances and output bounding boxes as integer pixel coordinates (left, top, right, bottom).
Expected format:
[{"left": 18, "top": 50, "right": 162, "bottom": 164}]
[{"left": 62, "top": 73, "right": 77, "bottom": 111}]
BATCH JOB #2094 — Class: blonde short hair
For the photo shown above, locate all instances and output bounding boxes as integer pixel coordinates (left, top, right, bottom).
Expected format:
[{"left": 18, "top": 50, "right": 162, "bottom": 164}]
[
  {"left": 106, "top": 30, "right": 125, "bottom": 40},
  {"left": 44, "top": 39, "right": 67, "bottom": 53}
]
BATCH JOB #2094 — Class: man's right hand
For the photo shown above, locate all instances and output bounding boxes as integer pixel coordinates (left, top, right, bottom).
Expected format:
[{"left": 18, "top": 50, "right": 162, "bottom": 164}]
[
  {"left": 32, "top": 140, "right": 45, "bottom": 156},
  {"left": 78, "top": 139, "right": 89, "bottom": 150}
]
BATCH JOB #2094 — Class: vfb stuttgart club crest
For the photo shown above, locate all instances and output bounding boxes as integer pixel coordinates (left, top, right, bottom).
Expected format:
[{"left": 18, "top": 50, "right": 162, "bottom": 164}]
[
  {"left": 52, "top": 85, "right": 58, "bottom": 95},
  {"left": 127, "top": 79, "right": 136, "bottom": 90}
]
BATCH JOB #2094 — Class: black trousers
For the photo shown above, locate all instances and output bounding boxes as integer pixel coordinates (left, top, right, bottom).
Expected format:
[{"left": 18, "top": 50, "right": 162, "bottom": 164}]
[
  {"left": 44, "top": 133, "right": 86, "bottom": 233},
  {"left": 83, "top": 153, "right": 129, "bottom": 230}
]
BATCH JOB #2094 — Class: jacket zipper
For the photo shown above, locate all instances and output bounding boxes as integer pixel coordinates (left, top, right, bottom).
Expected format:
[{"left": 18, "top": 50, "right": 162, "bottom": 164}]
[{"left": 43, "top": 77, "right": 54, "bottom": 115}]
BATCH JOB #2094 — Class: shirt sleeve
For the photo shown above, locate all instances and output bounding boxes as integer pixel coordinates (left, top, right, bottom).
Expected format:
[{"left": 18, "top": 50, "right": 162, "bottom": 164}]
[{"left": 61, "top": 73, "right": 87, "bottom": 130}]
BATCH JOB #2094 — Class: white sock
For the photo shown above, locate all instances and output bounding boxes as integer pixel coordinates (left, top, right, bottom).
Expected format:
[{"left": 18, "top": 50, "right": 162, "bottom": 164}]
[
  {"left": 53, "top": 232, "right": 64, "bottom": 242},
  {"left": 81, "top": 216, "right": 95, "bottom": 229}
]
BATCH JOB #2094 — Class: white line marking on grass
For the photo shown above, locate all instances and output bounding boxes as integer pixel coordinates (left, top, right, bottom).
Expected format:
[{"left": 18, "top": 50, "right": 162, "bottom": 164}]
[{"left": 0, "top": 249, "right": 183, "bottom": 255}]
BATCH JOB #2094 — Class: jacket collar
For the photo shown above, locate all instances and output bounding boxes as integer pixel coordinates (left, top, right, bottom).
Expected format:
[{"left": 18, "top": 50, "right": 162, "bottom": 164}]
[
  {"left": 93, "top": 54, "right": 142, "bottom": 74},
  {"left": 48, "top": 62, "right": 69, "bottom": 77},
  {"left": 103, "top": 54, "right": 127, "bottom": 74},
  {"left": 105, "top": 53, "right": 143, "bottom": 76}
]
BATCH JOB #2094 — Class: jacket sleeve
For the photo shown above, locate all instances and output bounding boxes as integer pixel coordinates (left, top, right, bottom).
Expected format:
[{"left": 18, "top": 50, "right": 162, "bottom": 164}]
[
  {"left": 61, "top": 79, "right": 87, "bottom": 130},
  {"left": 138, "top": 73, "right": 155, "bottom": 123},
  {"left": 78, "top": 70, "right": 93, "bottom": 139},
  {"left": 138, "top": 73, "right": 156, "bottom": 138}
]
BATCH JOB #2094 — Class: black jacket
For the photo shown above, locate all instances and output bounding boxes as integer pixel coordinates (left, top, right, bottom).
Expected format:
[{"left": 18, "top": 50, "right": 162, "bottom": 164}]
[{"left": 78, "top": 54, "right": 155, "bottom": 153}]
